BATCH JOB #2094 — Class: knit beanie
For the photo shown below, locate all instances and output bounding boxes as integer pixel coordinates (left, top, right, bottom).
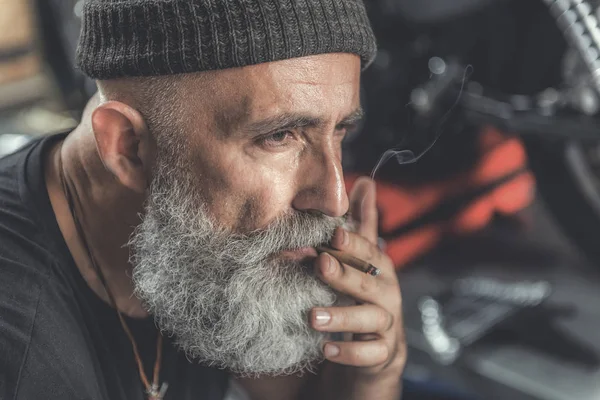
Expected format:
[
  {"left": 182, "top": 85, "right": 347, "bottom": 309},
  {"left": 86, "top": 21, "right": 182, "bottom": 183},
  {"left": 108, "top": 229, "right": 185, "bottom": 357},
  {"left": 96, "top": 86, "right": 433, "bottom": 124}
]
[{"left": 76, "top": 0, "right": 378, "bottom": 79}]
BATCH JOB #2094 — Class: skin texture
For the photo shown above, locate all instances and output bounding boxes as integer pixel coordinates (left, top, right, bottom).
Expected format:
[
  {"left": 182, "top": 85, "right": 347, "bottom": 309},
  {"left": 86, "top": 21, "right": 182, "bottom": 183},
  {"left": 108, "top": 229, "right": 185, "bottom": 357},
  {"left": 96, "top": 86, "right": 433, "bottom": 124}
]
[
  {"left": 153, "top": 55, "right": 353, "bottom": 231},
  {"left": 43, "top": 53, "right": 405, "bottom": 399}
]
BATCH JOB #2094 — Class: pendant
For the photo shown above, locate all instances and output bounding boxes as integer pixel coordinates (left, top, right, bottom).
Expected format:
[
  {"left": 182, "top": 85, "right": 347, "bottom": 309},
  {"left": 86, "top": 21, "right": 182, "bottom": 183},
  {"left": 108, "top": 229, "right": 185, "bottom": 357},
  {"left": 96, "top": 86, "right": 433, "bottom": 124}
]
[{"left": 148, "top": 382, "right": 169, "bottom": 400}]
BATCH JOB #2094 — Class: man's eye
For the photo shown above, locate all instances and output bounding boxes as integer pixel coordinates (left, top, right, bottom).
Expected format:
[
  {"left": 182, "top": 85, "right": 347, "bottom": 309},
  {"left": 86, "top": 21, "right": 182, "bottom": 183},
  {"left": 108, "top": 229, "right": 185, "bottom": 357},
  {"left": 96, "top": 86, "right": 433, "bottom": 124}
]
[
  {"left": 338, "top": 123, "right": 358, "bottom": 137},
  {"left": 257, "top": 131, "right": 293, "bottom": 147}
]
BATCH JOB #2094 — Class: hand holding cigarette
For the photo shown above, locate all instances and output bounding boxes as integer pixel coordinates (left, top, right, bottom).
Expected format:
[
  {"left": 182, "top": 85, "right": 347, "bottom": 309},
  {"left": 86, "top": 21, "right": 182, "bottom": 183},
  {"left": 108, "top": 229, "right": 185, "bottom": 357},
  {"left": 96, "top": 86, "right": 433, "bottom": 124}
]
[
  {"left": 308, "top": 177, "right": 406, "bottom": 400},
  {"left": 316, "top": 247, "right": 381, "bottom": 277}
]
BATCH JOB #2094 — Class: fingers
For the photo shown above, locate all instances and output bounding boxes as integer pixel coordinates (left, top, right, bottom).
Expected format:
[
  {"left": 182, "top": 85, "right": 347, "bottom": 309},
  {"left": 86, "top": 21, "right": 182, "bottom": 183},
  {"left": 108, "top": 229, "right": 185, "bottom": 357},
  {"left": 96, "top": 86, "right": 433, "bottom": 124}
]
[
  {"left": 329, "top": 227, "right": 394, "bottom": 278},
  {"left": 316, "top": 253, "right": 383, "bottom": 304},
  {"left": 331, "top": 227, "right": 380, "bottom": 264},
  {"left": 348, "top": 177, "right": 378, "bottom": 244},
  {"left": 311, "top": 305, "right": 393, "bottom": 334},
  {"left": 322, "top": 340, "right": 389, "bottom": 367}
]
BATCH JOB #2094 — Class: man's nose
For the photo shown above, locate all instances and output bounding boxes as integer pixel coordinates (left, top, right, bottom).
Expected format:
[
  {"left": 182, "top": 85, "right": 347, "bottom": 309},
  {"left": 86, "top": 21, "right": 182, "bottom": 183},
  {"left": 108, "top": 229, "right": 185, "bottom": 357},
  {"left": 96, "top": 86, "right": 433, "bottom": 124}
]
[{"left": 292, "top": 149, "right": 349, "bottom": 218}]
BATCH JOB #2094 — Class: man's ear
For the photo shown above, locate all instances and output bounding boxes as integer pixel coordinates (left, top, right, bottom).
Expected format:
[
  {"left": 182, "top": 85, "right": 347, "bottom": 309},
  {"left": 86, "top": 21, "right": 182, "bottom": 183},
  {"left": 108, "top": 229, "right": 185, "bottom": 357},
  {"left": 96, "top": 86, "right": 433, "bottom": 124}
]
[{"left": 91, "top": 101, "right": 156, "bottom": 193}]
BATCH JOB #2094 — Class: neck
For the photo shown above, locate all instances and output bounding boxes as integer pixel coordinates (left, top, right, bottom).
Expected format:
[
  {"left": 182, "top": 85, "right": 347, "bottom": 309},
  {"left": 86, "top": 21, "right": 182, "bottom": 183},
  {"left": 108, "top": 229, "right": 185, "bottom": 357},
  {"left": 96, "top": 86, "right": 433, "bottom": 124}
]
[{"left": 45, "top": 123, "right": 148, "bottom": 318}]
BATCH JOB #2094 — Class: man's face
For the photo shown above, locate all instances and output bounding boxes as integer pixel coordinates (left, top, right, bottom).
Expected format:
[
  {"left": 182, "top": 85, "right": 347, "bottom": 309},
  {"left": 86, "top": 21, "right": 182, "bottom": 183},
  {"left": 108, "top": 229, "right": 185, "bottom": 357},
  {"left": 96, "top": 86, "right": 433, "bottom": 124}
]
[
  {"left": 130, "top": 53, "right": 362, "bottom": 376},
  {"left": 177, "top": 53, "right": 361, "bottom": 233}
]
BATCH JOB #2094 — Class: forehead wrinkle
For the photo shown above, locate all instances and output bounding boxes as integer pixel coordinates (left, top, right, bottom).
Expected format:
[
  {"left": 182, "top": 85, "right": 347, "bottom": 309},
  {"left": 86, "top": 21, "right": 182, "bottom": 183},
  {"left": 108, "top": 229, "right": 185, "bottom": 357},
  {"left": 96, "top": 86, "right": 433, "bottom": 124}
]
[
  {"left": 286, "top": 76, "right": 358, "bottom": 87},
  {"left": 191, "top": 55, "right": 359, "bottom": 139},
  {"left": 213, "top": 94, "right": 253, "bottom": 137}
]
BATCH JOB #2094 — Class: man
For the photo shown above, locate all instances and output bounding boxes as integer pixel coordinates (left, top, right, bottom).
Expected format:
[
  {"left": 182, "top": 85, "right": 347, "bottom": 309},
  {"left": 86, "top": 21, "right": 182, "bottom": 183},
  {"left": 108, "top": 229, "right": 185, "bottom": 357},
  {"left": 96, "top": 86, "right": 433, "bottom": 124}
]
[{"left": 0, "top": 0, "right": 406, "bottom": 399}]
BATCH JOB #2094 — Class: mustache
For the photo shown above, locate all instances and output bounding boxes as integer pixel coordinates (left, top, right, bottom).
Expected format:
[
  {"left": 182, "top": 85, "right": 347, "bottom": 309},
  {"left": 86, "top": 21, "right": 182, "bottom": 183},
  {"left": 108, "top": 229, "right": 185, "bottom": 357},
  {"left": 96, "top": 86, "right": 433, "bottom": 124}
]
[{"left": 220, "top": 211, "right": 348, "bottom": 264}]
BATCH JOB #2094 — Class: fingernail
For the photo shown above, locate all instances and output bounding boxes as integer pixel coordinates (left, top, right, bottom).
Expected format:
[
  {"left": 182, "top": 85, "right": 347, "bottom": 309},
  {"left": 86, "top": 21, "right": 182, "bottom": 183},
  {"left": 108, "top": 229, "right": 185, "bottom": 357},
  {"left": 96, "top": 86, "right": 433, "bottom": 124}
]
[
  {"left": 324, "top": 343, "right": 340, "bottom": 358},
  {"left": 314, "top": 310, "right": 331, "bottom": 326},
  {"left": 338, "top": 228, "right": 349, "bottom": 246},
  {"left": 321, "top": 254, "right": 335, "bottom": 275}
]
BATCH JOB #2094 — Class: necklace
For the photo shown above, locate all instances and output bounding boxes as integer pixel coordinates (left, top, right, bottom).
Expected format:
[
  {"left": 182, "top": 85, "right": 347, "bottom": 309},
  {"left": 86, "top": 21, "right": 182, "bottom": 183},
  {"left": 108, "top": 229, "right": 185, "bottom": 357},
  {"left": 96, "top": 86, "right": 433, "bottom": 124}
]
[{"left": 57, "top": 143, "right": 168, "bottom": 400}]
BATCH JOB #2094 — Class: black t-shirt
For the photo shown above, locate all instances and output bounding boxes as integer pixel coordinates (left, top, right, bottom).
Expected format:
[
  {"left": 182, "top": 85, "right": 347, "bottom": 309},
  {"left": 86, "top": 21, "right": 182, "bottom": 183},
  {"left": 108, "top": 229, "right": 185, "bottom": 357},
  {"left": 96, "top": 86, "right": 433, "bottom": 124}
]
[{"left": 0, "top": 134, "right": 229, "bottom": 400}]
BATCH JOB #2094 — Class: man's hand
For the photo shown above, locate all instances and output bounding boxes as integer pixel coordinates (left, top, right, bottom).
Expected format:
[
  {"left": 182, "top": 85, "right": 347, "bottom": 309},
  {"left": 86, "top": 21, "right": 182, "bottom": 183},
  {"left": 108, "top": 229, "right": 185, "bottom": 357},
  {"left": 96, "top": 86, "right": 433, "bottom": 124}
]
[{"left": 308, "top": 177, "right": 406, "bottom": 400}]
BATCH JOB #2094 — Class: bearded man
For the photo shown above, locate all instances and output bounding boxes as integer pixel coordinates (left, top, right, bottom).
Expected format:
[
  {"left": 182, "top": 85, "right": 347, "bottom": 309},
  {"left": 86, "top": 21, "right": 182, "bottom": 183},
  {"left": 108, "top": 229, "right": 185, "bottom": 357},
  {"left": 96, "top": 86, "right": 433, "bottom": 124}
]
[{"left": 0, "top": 1, "right": 406, "bottom": 399}]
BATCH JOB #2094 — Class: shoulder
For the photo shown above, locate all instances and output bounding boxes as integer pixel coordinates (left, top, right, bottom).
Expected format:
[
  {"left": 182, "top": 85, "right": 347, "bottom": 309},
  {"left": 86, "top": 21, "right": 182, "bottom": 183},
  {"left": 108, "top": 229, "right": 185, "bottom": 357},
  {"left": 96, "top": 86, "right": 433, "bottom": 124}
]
[
  {"left": 0, "top": 135, "right": 71, "bottom": 283},
  {"left": 0, "top": 138, "right": 93, "bottom": 399}
]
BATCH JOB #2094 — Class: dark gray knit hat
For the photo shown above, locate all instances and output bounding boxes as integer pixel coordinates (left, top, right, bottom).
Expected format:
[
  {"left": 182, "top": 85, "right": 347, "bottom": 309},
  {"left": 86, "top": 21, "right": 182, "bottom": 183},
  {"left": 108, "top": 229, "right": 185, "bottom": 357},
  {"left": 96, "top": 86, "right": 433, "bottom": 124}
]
[{"left": 76, "top": 0, "right": 378, "bottom": 79}]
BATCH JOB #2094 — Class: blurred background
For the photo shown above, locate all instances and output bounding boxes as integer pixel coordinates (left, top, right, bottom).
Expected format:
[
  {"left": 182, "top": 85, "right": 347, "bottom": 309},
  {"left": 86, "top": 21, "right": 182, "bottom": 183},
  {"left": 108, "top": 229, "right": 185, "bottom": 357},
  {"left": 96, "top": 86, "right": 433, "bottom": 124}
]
[{"left": 4, "top": 0, "right": 600, "bottom": 399}]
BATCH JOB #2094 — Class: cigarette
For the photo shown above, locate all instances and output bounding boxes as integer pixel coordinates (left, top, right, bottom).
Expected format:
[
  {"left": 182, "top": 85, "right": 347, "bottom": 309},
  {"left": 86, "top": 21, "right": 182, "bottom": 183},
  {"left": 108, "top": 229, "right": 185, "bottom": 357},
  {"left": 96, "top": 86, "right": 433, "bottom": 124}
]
[{"left": 316, "top": 247, "right": 381, "bottom": 277}]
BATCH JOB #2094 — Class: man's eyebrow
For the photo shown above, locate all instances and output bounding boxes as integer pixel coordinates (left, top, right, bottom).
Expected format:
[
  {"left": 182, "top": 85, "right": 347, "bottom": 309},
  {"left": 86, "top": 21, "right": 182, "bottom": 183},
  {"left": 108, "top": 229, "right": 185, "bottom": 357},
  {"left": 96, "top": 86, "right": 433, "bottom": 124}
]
[
  {"left": 336, "top": 108, "right": 364, "bottom": 129},
  {"left": 245, "top": 114, "right": 323, "bottom": 135},
  {"left": 244, "top": 107, "right": 364, "bottom": 136}
]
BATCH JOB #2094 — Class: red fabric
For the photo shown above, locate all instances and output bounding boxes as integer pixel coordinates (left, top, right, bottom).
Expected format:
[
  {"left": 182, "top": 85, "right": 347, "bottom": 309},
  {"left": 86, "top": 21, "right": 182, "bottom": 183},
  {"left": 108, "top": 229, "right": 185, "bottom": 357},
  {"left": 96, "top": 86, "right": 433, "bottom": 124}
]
[{"left": 345, "top": 127, "right": 535, "bottom": 268}]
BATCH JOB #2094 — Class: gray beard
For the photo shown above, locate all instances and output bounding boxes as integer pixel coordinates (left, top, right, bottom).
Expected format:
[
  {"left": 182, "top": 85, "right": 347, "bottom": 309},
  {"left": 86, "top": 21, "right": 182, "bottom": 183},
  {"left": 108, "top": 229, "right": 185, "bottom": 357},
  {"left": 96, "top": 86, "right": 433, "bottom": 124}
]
[{"left": 129, "top": 158, "right": 347, "bottom": 377}]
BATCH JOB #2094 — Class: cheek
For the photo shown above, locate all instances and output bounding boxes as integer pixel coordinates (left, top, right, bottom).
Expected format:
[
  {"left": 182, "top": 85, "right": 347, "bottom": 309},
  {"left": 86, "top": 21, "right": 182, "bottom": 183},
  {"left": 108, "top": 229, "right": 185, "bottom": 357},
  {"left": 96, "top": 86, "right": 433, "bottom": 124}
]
[
  {"left": 189, "top": 148, "right": 299, "bottom": 231},
  {"left": 230, "top": 168, "right": 298, "bottom": 231}
]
